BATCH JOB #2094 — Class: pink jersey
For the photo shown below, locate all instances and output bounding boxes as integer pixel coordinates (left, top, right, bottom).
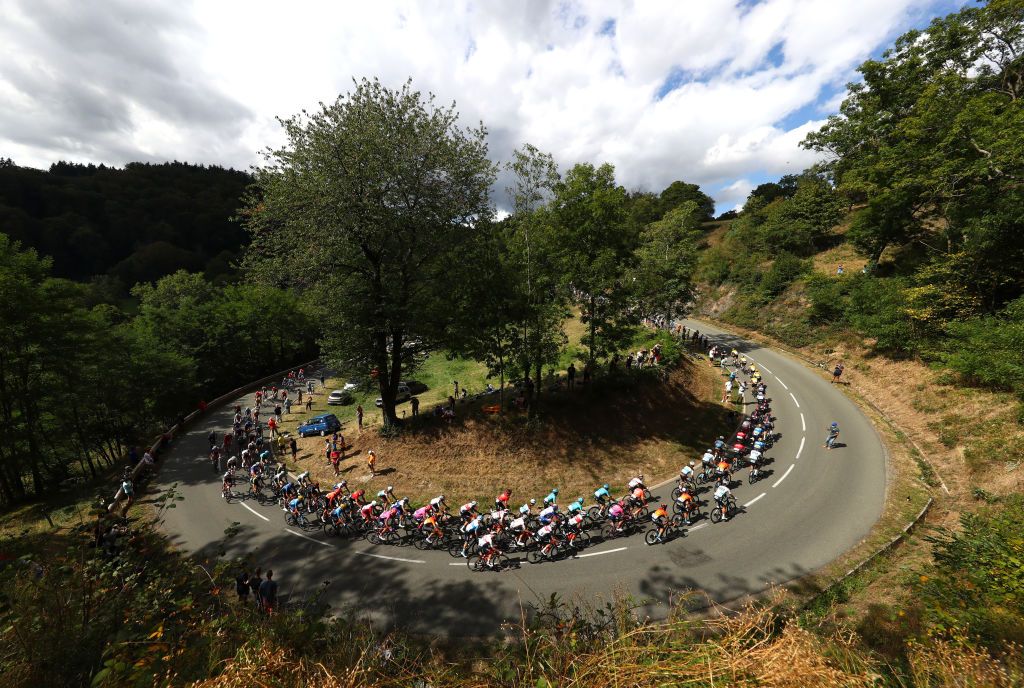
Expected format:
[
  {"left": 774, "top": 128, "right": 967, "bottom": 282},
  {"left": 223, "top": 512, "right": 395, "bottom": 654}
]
[{"left": 414, "top": 505, "right": 431, "bottom": 521}]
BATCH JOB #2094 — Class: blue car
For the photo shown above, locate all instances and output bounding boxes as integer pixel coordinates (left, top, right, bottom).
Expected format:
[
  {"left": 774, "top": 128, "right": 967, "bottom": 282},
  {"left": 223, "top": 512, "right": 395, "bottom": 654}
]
[{"left": 297, "top": 413, "right": 342, "bottom": 438}]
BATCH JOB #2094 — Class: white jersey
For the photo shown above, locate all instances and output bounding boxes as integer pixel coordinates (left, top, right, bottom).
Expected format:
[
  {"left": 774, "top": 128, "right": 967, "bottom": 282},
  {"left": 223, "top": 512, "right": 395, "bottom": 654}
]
[
  {"left": 681, "top": 465, "right": 694, "bottom": 478},
  {"left": 702, "top": 451, "right": 715, "bottom": 465},
  {"left": 568, "top": 513, "right": 585, "bottom": 528},
  {"left": 714, "top": 485, "right": 731, "bottom": 501},
  {"left": 537, "top": 524, "right": 554, "bottom": 538},
  {"left": 748, "top": 449, "right": 762, "bottom": 464},
  {"left": 510, "top": 516, "right": 526, "bottom": 531},
  {"left": 430, "top": 496, "right": 445, "bottom": 508},
  {"left": 539, "top": 505, "right": 556, "bottom": 520},
  {"left": 478, "top": 533, "right": 495, "bottom": 548},
  {"left": 627, "top": 477, "right": 644, "bottom": 490}
]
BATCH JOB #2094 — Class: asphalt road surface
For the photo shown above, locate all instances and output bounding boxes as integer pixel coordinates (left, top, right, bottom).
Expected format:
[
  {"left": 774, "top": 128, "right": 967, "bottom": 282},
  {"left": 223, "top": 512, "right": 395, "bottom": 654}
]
[{"left": 155, "top": 320, "right": 886, "bottom": 634}]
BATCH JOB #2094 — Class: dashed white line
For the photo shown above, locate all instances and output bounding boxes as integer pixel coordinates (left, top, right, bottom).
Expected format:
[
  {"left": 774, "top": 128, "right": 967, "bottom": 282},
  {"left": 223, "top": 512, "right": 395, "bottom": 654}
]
[
  {"left": 284, "top": 528, "right": 333, "bottom": 547},
  {"left": 800, "top": 412, "right": 806, "bottom": 432},
  {"left": 773, "top": 464, "right": 795, "bottom": 488},
  {"left": 797, "top": 436, "right": 805, "bottom": 459},
  {"left": 689, "top": 522, "right": 708, "bottom": 532},
  {"left": 357, "top": 551, "right": 425, "bottom": 564},
  {"left": 574, "top": 546, "right": 627, "bottom": 559},
  {"left": 776, "top": 377, "right": 789, "bottom": 390},
  {"left": 239, "top": 501, "right": 269, "bottom": 522},
  {"left": 744, "top": 492, "right": 766, "bottom": 508},
  {"left": 789, "top": 392, "right": 800, "bottom": 407}
]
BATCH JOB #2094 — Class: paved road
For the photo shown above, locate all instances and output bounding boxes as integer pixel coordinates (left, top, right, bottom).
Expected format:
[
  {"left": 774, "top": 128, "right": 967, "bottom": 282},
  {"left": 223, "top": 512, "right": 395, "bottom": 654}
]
[{"left": 155, "top": 320, "right": 886, "bottom": 634}]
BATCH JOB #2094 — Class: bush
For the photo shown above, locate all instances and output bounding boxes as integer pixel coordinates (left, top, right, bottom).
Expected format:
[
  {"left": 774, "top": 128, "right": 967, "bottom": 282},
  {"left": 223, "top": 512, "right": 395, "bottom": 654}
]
[
  {"left": 757, "top": 252, "right": 808, "bottom": 302},
  {"left": 845, "top": 276, "right": 921, "bottom": 356},
  {"left": 940, "top": 297, "right": 1024, "bottom": 399},
  {"left": 918, "top": 495, "right": 1024, "bottom": 650},
  {"left": 805, "top": 273, "right": 851, "bottom": 325}
]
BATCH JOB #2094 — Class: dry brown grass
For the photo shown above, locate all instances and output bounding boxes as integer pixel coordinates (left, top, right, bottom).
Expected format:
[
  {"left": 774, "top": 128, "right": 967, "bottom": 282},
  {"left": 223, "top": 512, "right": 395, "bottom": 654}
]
[{"left": 288, "top": 359, "right": 730, "bottom": 505}]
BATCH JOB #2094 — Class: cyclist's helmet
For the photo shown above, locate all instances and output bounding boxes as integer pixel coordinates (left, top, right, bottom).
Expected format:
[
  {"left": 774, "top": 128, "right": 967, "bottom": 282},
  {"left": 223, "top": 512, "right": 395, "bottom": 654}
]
[
  {"left": 297, "top": 495, "right": 304, "bottom": 501},
  {"left": 370, "top": 500, "right": 377, "bottom": 507},
  {"left": 340, "top": 480, "right": 348, "bottom": 488},
  {"left": 603, "top": 483, "right": 609, "bottom": 490},
  {"left": 439, "top": 494, "right": 445, "bottom": 501},
  {"left": 639, "top": 474, "right": 644, "bottom": 480},
  {"left": 831, "top": 422, "right": 839, "bottom": 428},
  {"left": 387, "top": 485, "right": 393, "bottom": 492},
  {"left": 529, "top": 498, "right": 536, "bottom": 505},
  {"left": 470, "top": 500, "right": 478, "bottom": 508},
  {"left": 689, "top": 460, "right": 696, "bottom": 466},
  {"left": 660, "top": 504, "right": 668, "bottom": 510},
  {"left": 552, "top": 488, "right": 559, "bottom": 494}
]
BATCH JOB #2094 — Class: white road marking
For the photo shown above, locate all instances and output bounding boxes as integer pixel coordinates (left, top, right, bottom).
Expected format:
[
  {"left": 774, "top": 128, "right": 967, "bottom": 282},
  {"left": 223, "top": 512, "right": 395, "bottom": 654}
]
[
  {"left": 797, "top": 436, "right": 805, "bottom": 459},
  {"left": 773, "top": 464, "right": 795, "bottom": 488},
  {"left": 284, "top": 528, "right": 333, "bottom": 547},
  {"left": 789, "top": 392, "right": 800, "bottom": 408},
  {"left": 357, "top": 551, "right": 425, "bottom": 564},
  {"left": 239, "top": 501, "right": 269, "bottom": 522},
  {"left": 744, "top": 493, "right": 766, "bottom": 507},
  {"left": 689, "top": 522, "right": 708, "bottom": 531},
  {"left": 574, "top": 546, "right": 628, "bottom": 559},
  {"left": 801, "top": 413, "right": 806, "bottom": 431},
  {"left": 776, "top": 377, "right": 789, "bottom": 390}
]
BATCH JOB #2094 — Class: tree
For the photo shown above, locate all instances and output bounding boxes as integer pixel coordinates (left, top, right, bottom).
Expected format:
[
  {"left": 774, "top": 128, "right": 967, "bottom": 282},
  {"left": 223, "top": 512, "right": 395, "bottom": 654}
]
[
  {"left": 658, "top": 180, "right": 715, "bottom": 221},
  {"left": 551, "top": 163, "right": 634, "bottom": 369},
  {"left": 501, "top": 144, "right": 567, "bottom": 411},
  {"left": 802, "top": 0, "right": 1024, "bottom": 314},
  {"left": 242, "top": 79, "right": 496, "bottom": 426},
  {"left": 632, "top": 201, "right": 702, "bottom": 320}
]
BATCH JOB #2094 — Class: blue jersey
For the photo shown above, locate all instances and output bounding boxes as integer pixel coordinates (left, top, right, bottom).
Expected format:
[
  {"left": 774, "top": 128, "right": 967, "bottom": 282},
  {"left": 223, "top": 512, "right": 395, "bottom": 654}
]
[
  {"left": 288, "top": 498, "right": 301, "bottom": 509},
  {"left": 544, "top": 490, "right": 558, "bottom": 505},
  {"left": 567, "top": 500, "right": 583, "bottom": 514},
  {"left": 594, "top": 486, "right": 610, "bottom": 500}
]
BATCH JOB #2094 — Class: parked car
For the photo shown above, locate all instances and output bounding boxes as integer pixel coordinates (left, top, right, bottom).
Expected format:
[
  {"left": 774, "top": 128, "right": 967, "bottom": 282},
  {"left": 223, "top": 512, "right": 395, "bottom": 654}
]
[
  {"left": 342, "top": 378, "right": 369, "bottom": 393},
  {"left": 298, "top": 413, "right": 342, "bottom": 437},
  {"left": 327, "top": 389, "right": 354, "bottom": 406},
  {"left": 375, "top": 384, "right": 412, "bottom": 408},
  {"left": 402, "top": 380, "right": 428, "bottom": 394}
]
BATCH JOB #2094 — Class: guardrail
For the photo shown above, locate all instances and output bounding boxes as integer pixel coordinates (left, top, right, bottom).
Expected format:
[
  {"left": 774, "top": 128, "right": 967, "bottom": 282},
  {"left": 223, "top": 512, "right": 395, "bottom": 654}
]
[{"left": 107, "top": 359, "right": 320, "bottom": 513}]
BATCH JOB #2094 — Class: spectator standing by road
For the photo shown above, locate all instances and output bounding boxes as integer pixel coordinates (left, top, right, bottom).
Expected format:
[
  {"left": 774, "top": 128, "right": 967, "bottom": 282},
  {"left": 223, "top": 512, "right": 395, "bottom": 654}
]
[
  {"left": 453, "top": 380, "right": 459, "bottom": 399},
  {"left": 722, "top": 379, "right": 733, "bottom": 404},
  {"left": 284, "top": 398, "right": 292, "bottom": 415},
  {"left": 250, "top": 567, "right": 262, "bottom": 608},
  {"left": 831, "top": 363, "right": 845, "bottom": 384},
  {"left": 259, "top": 570, "right": 278, "bottom": 614},
  {"left": 367, "top": 449, "right": 377, "bottom": 476},
  {"left": 235, "top": 571, "right": 250, "bottom": 603},
  {"left": 357, "top": 405, "right": 364, "bottom": 431},
  {"left": 411, "top": 396, "right": 419, "bottom": 416},
  {"left": 305, "top": 396, "right": 313, "bottom": 411},
  {"left": 567, "top": 363, "right": 576, "bottom": 391},
  {"left": 289, "top": 436, "right": 298, "bottom": 462}
]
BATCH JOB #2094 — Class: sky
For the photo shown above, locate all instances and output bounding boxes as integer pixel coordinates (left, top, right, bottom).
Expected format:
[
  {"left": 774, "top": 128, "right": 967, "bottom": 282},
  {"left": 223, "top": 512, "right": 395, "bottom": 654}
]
[{"left": 0, "top": 0, "right": 967, "bottom": 212}]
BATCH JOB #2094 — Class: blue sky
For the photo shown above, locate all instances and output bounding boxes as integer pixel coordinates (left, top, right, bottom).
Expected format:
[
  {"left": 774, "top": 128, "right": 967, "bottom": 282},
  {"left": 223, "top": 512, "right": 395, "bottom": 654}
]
[{"left": 0, "top": 0, "right": 969, "bottom": 212}]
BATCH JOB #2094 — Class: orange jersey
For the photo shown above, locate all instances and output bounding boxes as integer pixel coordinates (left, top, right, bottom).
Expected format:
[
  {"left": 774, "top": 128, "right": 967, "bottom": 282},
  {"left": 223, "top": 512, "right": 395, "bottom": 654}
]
[
  {"left": 632, "top": 487, "right": 645, "bottom": 501},
  {"left": 653, "top": 508, "right": 668, "bottom": 520}
]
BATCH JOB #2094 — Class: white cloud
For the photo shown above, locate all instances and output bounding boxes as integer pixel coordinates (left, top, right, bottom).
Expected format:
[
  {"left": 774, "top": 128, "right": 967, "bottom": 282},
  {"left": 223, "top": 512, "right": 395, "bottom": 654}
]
[{"left": 0, "top": 0, "right": 965, "bottom": 213}]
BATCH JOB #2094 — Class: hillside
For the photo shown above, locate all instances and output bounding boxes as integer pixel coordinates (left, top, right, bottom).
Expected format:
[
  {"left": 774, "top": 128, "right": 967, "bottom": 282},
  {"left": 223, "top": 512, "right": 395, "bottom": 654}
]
[{"left": 0, "top": 160, "right": 251, "bottom": 289}]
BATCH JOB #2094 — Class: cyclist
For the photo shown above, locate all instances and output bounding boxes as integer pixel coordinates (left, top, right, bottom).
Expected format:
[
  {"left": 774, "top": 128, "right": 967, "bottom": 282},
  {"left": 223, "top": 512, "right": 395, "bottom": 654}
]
[
  {"left": 593, "top": 483, "right": 611, "bottom": 506},
  {"left": 650, "top": 503, "right": 670, "bottom": 542},
  {"left": 627, "top": 474, "right": 645, "bottom": 492},
  {"left": 377, "top": 485, "right": 395, "bottom": 507},
  {"left": 748, "top": 447, "right": 763, "bottom": 479},
  {"left": 713, "top": 484, "right": 733, "bottom": 521},
  {"left": 221, "top": 470, "right": 234, "bottom": 498},
  {"left": 295, "top": 470, "right": 311, "bottom": 486},
  {"left": 628, "top": 484, "right": 647, "bottom": 508},
  {"left": 359, "top": 500, "right": 378, "bottom": 524},
  {"left": 430, "top": 494, "right": 448, "bottom": 513},
  {"left": 675, "top": 485, "right": 697, "bottom": 525},
  {"left": 287, "top": 495, "right": 305, "bottom": 524},
  {"left": 607, "top": 500, "right": 626, "bottom": 532},
  {"left": 420, "top": 511, "right": 444, "bottom": 545},
  {"left": 508, "top": 514, "right": 533, "bottom": 549},
  {"left": 825, "top": 422, "right": 840, "bottom": 450},
  {"left": 538, "top": 501, "right": 558, "bottom": 525},
  {"left": 715, "top": 457, "right": 732, "bottom": 484},
  {"left": 543, "top": 488, "right": 559, "bottom": 506},
  {"left": 477, "top": 528, "right": 500, "bottom": 569},
  {"left": 461, "top": 513, "right": 483, "bottom": 557},
  {"left": 680, "top": 461, "right": 695, "bottom": 485},
  {"left": 349, "top": 488, "right": 366, "bottom": 506},
  {"left": 413, "top": 503, "right": 433, "bottom": 523},
  {"left": 535, "top": 516, "right": 559, "bottom": 557},
  {"left": 566, "top": 497, "right": 585, "bottom": 516},
  {"left": 518, "top": 498, "right": 537, "bottom": 518},
  {"left": 279, "top": 481, "right": 297, "bottom": 509},
  {"left": 459, "top": 500, "right": 479, "bottom": 523},
  {"left": 714, "top": 436, "right": 726, "bottom": 453},
  {"left": 226, "top": 454, "right": 239, "bottom": 472}
]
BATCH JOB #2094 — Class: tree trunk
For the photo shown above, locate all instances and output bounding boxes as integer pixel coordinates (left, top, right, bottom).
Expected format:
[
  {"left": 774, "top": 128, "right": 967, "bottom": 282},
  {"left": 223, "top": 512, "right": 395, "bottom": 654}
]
[{"left": 588, "top": 294, "right": 597, "bottom": 370}]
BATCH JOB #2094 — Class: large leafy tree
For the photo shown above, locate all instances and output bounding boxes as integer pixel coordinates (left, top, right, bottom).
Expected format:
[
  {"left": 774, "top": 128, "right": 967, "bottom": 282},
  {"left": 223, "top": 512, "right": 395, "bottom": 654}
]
[
  {"left": 632, "top": 201, "right": 703, "bottom": 321},
  {"left": 242, "top": 79, "right": 496, "bottom": 425},
  {"left": 803, "top": 0, "right": 1024, "bottom": 313},
  {"left": 551, "top": 163, "right": 634, "bottom": 369}
]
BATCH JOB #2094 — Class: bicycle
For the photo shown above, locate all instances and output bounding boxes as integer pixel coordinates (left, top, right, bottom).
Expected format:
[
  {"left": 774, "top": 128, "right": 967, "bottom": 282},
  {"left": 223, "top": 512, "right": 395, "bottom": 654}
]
[
  {"left": 644, "top": 515, "right": 685, "bottom": 545},
  {"left": 367, "top": 525, "right": 403, "bottom": 546},
  {"left": 467, "top": 549, "right": 511, "bottom": 572},
  {"left": 527, "top": 537, "right": 560, "bottom": 564},
  {"left": 710, "top": 496, "right": 738, "bottom": 523}
]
